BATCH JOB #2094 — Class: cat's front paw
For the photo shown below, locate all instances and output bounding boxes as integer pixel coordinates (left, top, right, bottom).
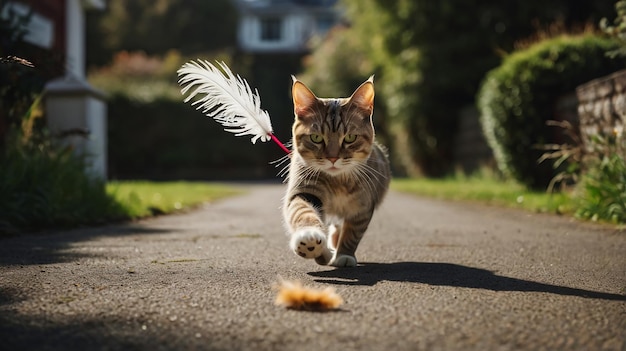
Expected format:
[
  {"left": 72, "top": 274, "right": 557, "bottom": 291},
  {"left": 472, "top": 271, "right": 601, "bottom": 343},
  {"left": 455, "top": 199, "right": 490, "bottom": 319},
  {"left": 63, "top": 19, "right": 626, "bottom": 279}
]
[
  {"left": 330, "top": 254, "right": 357, "bottom": 267},
  {"left": 290, "top": 227, "right": 328, "bottom": 259}
]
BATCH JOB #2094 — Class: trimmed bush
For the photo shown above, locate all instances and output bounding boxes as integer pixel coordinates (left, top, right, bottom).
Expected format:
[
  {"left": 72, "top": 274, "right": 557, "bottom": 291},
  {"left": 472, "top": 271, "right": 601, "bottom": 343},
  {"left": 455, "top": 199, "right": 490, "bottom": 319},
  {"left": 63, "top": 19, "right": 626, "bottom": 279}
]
[{"left": 477, "top": 34, "right": 625, "bottom": 189}]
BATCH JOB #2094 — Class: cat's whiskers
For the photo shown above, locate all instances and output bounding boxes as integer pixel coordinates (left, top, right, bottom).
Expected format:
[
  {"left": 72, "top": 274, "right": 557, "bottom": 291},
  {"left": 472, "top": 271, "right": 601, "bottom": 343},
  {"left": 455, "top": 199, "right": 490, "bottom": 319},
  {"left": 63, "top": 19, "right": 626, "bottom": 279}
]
[
  {"left": 356, "top": 162, "right": 388, "bottom": 188},
  {"left": 291, "top": 162, "right": 321, "bottom": 188},
  {"left": 272, "top": 154, "right": 292, "bottom": 180},
  {"left": 361, "top": 161, "right": 387, "bottom": 179},
  {"left": 354, "top": 159, "right": 387, "bottom": 194},
  {"left": 352, "top": 164, "right": 376, "bottom": 196}
]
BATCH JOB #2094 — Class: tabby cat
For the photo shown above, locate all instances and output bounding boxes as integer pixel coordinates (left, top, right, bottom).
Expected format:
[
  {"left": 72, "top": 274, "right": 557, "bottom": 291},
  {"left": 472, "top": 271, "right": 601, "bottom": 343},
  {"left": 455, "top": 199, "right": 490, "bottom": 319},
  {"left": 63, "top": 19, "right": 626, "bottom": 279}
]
[{"left": 283, "top": 76, "right": 391, "bottom": 267}]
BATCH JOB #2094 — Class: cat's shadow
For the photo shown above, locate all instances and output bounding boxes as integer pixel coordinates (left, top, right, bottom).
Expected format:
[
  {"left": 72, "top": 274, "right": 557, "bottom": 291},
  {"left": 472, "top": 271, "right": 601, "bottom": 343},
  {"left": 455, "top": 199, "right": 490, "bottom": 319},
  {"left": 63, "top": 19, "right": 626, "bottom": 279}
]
[{"left": 308, "top": 262, "right": 626, "bottom": 301}]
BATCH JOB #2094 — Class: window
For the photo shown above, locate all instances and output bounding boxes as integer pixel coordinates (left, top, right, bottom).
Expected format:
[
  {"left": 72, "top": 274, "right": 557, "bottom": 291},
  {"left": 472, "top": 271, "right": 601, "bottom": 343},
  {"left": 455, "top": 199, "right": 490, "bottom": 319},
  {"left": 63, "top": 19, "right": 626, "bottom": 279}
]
[{"left": 260, "top": 17, "right": 282, "bottom": 41}]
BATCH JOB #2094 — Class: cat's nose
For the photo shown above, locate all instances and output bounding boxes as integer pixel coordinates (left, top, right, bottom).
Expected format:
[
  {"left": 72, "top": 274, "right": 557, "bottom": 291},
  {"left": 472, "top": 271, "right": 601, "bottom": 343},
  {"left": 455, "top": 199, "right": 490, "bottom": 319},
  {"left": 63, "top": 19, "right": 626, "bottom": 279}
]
[{"left": 327, "top": 157, "right": 339, "bottom": 164}]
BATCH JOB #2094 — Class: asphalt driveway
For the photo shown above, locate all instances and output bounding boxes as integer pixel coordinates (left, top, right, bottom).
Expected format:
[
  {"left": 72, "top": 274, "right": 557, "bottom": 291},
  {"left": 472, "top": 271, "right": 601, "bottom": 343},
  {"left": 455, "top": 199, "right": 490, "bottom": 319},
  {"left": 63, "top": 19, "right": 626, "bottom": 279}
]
[{"left": 1, "top": 184, "right": 624, "bottom": 351}]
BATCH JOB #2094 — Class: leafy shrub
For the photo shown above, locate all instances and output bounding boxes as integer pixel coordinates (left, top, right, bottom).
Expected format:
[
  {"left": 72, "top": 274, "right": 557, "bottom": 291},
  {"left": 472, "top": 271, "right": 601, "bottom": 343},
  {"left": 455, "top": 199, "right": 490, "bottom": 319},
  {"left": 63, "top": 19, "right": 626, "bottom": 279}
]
[
  {"left": 575, "top": 131, "right": 626, "bottom": 224},
  {"left": 600, "top": 0, "right": 626, "bottom": 58},
  {"left": 477, "top": 34, "right": 624, "bottom": 189},
  {"left": 0, "top": 131, "right": 125, "bottom": 235}
]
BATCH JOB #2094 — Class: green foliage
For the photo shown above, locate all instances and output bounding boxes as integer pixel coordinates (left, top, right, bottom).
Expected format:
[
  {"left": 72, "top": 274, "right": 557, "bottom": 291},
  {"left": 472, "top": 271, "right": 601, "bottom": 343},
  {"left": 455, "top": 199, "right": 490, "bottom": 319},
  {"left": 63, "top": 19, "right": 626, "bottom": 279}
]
[
  {"left": 0, "top": 136, "right": 241, "bottom": 234},
  {"left": 298, "top": 27, "right": 392, "bottom": 152},
  {"left": 601, "top": 0, "right": 626, "bottom": 58},
  {"left": 0, "top": 132, "right": 126, "bottom": 235},
  {"left": 477, "top": 34, "right": 624, "bottom": 189},
  {"left": 577, "top": 155, "right": 626, "bottom": 223},
  {"left": 316, "top": 0, "right": 615, "bottom": 177},
  {"left": 0, "top": 105, "right": 241, "bottom": 235},
  {"left": 86, "top": 0, "right": 238, "bottom": 66},
  {"left": 300, "top": 27, "right": 375, "bottom": 98},
  {"left": 575, "top": 132, "right": 626, "bottom": 224}
]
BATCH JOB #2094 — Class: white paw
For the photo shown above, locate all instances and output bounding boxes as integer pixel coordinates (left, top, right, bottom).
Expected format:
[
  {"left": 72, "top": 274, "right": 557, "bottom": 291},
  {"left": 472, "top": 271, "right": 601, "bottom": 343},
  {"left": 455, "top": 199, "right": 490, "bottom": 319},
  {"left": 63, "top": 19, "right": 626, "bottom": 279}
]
[
  {"left": 330, "top": 254, "right": 357, "bottom": 267},
  {"left": 290, "top": 227, "right": 327, "bottom": 259}
]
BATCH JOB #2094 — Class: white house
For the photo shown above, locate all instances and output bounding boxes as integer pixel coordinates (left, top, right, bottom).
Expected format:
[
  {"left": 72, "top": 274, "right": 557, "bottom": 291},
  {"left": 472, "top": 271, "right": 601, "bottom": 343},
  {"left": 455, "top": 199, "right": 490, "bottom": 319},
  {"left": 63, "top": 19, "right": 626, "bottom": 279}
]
[{"left": 234, "top": 0, "right": 341, "bottom": 53}]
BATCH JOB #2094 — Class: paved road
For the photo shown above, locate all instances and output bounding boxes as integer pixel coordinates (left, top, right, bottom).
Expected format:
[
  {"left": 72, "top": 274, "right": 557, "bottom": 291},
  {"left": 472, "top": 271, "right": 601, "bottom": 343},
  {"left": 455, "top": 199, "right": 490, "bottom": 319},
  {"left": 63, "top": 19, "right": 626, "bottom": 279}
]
[{"left": 1, "top": 184, "right": 624, "bottom": 351}]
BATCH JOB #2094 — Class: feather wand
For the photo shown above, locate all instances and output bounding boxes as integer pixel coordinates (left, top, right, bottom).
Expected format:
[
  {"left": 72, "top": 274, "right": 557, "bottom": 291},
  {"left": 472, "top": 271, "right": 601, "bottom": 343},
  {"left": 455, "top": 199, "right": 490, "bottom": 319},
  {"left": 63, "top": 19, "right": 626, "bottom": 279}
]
[{"left": 177, "top": 60, "right": 290, "bottom": 154}]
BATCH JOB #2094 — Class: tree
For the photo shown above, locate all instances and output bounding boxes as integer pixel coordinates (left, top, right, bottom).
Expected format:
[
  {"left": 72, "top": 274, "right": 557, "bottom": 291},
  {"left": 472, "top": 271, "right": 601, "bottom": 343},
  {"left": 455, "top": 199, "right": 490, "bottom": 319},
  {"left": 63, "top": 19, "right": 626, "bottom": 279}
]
[
  {"left": 317, "top": 0, "right": 616, "bottom": 176},
  {"left": 86, "top": 0, "right": 238, "bottom": 67}
]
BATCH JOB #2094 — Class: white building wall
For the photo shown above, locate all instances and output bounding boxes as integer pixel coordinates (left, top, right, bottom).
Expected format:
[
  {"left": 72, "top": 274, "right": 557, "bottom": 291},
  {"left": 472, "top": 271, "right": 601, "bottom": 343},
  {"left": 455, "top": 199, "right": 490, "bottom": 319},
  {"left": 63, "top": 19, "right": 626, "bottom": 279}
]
[{"left": 238, "top": 13, "right": 310, "bottom": 52}]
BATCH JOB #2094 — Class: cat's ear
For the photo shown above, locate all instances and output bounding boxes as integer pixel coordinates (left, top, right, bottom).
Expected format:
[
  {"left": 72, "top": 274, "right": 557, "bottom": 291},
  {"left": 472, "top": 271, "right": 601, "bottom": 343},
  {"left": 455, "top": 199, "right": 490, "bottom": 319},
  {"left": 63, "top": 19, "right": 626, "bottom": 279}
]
[
  {"left": 292, "top": 77, "right": 318, "bottom": 118},
  {"left": 349, "top": 75, "right": 375, "bottom": 115}
]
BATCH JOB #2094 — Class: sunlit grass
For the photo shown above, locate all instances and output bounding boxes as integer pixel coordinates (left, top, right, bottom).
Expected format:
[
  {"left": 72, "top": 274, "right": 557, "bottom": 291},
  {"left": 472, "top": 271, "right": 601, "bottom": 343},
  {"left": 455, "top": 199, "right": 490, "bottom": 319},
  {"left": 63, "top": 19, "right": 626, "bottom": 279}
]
[
  {"left": 106, "top": 181, "right": 242, "bottom": 218},
  {"left": 392, "top": 176, "right": 573, "bottom": 215}
]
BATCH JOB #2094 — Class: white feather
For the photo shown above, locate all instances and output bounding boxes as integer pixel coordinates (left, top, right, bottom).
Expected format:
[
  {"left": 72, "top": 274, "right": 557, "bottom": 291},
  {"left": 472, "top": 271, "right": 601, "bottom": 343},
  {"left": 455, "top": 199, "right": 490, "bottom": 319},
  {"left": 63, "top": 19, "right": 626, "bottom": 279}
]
[{"left": 177, "top": 60, "right": 273, "bottom": 144}]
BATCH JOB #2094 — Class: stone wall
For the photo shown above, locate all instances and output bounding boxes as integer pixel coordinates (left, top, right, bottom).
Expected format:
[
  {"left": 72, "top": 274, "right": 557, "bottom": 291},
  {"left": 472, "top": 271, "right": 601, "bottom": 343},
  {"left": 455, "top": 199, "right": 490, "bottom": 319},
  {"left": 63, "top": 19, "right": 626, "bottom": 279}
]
[
  {"left": 576, "top": 68, "right": 626, "bottom": 153},
  {"left": 453, "top": 69, "right": 626, "bottom": 175}
]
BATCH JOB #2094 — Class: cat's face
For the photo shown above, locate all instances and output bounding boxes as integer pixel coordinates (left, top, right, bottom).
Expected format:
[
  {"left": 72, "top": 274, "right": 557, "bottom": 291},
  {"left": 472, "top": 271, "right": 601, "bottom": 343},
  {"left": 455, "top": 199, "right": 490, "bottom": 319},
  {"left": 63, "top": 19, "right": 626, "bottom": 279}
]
[{"left": 291, "top": 77, "right": 375, "bottom": 176}]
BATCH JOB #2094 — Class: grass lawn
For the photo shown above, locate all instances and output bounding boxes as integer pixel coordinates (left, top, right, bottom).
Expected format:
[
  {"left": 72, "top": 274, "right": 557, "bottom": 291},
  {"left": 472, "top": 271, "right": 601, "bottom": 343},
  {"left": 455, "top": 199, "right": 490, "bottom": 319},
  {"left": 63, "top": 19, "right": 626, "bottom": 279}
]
[
  {"left": 109, "top": 179, "right": 572, "bottom": 220},
  {"left": 107, "top": 181, "right": 243, "bottom": 218},
  {"left": 392, "top": 177, "right": 574, "bottom": 215}
]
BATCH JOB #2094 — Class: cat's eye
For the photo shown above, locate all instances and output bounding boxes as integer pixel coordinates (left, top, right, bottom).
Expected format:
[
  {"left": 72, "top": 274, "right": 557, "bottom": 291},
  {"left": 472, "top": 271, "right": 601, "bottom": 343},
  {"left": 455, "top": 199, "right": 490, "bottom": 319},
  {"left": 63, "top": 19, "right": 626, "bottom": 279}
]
[
  {"left": 310, "top": 134, "right": 324, "bottom": 143},
  {"left": 344, "top": 134, "right": 357, "bottom": 143}
]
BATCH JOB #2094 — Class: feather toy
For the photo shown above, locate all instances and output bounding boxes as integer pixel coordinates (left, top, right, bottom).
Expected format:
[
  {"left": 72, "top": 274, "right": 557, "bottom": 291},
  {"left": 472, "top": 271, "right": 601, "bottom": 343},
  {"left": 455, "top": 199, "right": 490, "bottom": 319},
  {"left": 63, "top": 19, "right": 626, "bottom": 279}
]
[{"left": 177, "top": 60, "right": 290, "bottom": 154}]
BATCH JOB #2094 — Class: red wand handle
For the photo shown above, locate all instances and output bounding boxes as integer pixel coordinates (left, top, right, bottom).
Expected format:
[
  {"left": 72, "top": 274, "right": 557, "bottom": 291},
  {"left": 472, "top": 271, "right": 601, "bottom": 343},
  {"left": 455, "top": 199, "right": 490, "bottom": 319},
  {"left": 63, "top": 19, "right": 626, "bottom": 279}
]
[{"left": 270, "top": 133, "right": 291, "bottom": 154}]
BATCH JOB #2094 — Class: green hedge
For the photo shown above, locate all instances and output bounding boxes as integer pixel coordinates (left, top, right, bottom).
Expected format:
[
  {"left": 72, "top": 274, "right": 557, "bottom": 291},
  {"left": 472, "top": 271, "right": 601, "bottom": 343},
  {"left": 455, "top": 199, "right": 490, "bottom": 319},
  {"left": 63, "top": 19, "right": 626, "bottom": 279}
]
[
  {"left": 107, "top": 94, "right": 286, "bottom": 180},
  {"left": 477, "top": 34, "right": 624, "bottom": 190}
]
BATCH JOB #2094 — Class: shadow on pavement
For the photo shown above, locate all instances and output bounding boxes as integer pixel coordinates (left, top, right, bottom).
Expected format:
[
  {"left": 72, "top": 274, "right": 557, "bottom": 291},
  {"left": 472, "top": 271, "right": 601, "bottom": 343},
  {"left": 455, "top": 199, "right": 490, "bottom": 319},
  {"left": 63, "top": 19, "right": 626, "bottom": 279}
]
[
  {"left": 0, "top": 314, "right": 224, "bottom": 351},
  {"left": 0, "top": 287, "right": 24, "bottom": 306},
  {"left": 0, "top": 224, "right": 175, "bottom": 266},
  {"left": 309, "top": 262, "right": 626, "bottom": 301}
]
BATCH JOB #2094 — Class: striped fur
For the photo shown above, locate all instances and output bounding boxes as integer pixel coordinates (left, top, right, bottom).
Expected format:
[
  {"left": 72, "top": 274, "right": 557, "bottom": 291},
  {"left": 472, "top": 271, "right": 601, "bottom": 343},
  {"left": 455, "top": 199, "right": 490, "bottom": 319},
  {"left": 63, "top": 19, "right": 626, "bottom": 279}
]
[{"left": 283, "top": 77, "right": 390, "bottom": 267}]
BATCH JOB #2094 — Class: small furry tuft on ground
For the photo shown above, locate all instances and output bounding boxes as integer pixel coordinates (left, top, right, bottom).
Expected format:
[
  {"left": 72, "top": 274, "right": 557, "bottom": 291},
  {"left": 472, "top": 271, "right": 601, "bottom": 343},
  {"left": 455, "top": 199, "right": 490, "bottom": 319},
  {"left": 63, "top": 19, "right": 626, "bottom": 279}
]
[{"left": 274, "top": 279, "right": 343, "bottom": 311}]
